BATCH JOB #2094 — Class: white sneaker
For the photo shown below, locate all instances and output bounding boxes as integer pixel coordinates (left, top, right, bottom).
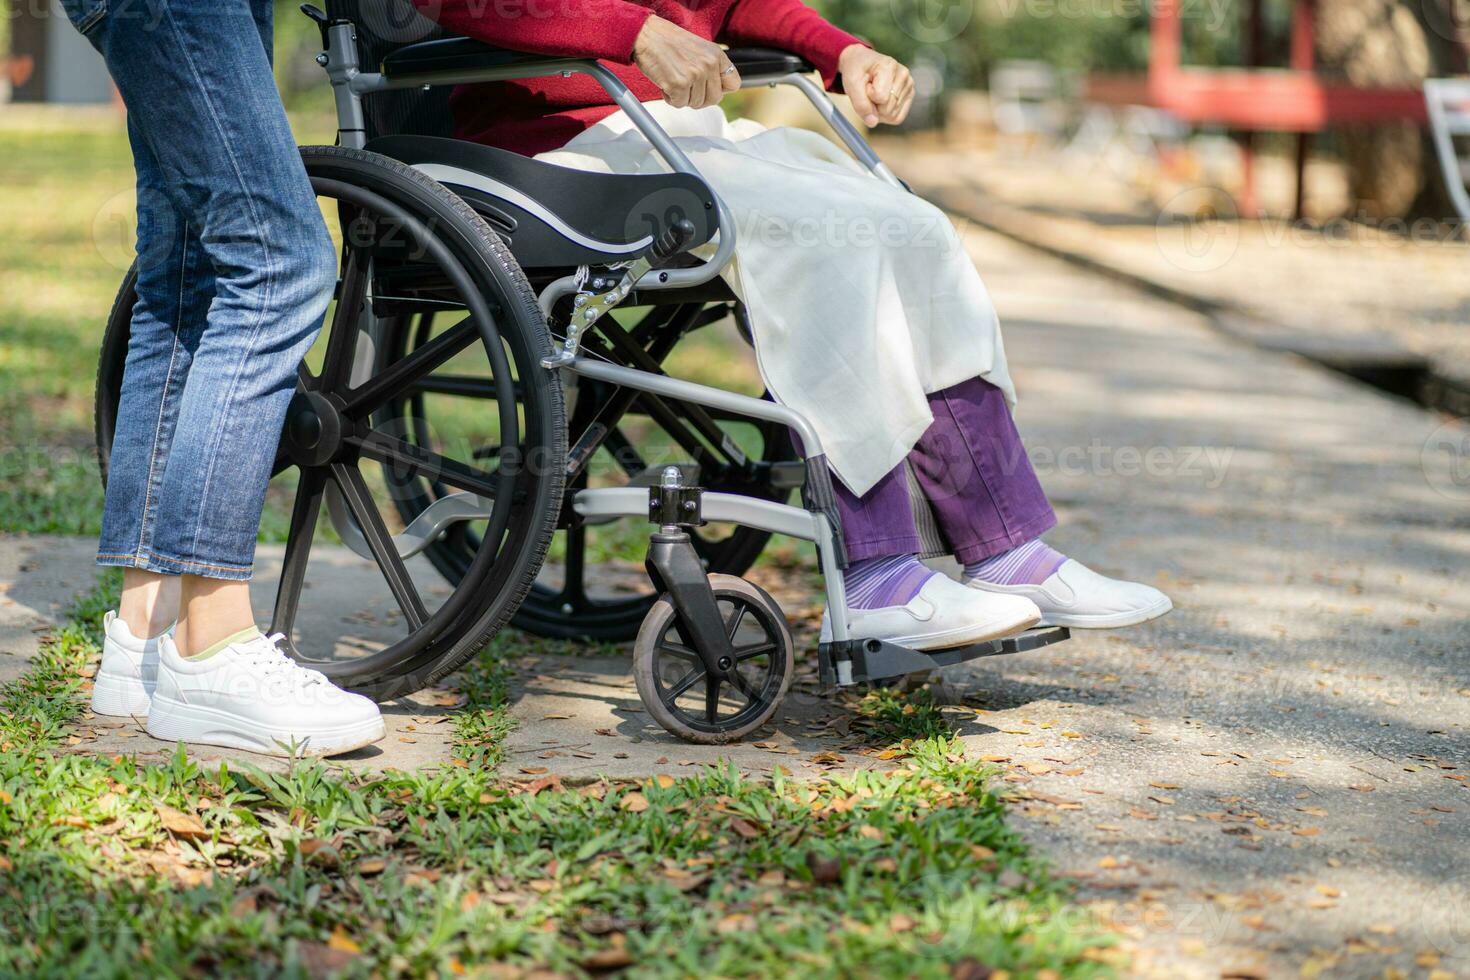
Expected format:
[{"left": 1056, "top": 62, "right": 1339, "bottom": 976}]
[
  {"left": 966, "top": 558, "right": 1172, "bottom": 629},
  {"left": 91, "top": 611, "right": 167, "bottom": 717},
  {"left": 821, "top": 574, "right": 1041, "bottom": 651},
  {"left": 146, "top": 630, "right": 385, "bottom": 758}
]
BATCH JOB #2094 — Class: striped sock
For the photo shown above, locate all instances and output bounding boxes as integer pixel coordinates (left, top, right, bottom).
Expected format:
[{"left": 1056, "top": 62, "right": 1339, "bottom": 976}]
[
  {"left": 844, "top": 554, "right": 938, "bottom": 610},
  {"left": 963, "top": 539, "right": 1066, "bottom": 586}
]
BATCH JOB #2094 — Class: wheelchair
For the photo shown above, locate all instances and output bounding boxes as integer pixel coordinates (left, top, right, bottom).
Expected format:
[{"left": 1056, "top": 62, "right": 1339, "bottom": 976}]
[{"left": 93, "top": 1, "right": 1069, "bottom": 743}]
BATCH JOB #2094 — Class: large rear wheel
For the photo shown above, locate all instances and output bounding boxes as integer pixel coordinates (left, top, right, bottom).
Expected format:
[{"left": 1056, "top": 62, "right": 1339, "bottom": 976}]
[{"left": 95, "top": 146, "right": 565, "bottom": 700}]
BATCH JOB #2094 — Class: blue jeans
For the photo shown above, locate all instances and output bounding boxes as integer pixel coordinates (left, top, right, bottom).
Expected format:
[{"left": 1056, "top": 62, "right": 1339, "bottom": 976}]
[{"left": 65, "top": 0, "right": 337, "bottom": 580}]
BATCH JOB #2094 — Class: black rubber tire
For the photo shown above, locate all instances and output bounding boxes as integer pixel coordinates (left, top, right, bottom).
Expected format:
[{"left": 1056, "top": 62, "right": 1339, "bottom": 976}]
[
  {"left": 95, "top": 145, "right": 565, "bottom": 701},
  {"left": 632, "top": 574, "right": 794, "bottom": 744}
]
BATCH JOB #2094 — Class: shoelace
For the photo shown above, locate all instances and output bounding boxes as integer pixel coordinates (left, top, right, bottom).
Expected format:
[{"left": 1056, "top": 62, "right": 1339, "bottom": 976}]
[{"left": 235, "top": 632, "right": 330, "bottom": 689}]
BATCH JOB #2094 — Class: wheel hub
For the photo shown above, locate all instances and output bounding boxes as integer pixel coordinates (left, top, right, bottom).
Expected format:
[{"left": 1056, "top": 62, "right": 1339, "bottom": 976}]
[{"left": 282, "top": 390, "right": 348, "bottom": 467}]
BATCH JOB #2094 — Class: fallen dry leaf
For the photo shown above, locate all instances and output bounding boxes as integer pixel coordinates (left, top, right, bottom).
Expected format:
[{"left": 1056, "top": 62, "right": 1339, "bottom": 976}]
[
  {"left": 806, "top": 852, "right": 843, "bottom": 884},
  {"left": 155, "top": 805, "right": 208, "bottom": 841},
  {"left": 730, "top": 817, "right": 761, "bottom": 839},
  {"left": 620, "top": 792, "right": 649, "bottom": 813},
  {"left": 716, "top": 913, "right": 753, "bottom": 934},
  {"left": 298, "top": 942, "right": 357, "bottom": 974},
  {"left": 583, "top": 946, "right": 634, "bottom": 970}
]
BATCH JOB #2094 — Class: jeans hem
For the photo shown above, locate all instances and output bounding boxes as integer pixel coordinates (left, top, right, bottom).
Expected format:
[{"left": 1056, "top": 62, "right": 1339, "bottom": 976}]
[
  {"left": 950, "top": 508, "right": 1057, "bottom": 565},
  {"left": 96, "top": 550, "right": 253, "bottom": 581}
]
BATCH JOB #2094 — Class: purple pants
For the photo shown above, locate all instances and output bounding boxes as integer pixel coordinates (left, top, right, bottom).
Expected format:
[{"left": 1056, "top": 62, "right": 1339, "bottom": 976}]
[{"left": 835, "top": 377, "right": 1056, "bottom": 563}]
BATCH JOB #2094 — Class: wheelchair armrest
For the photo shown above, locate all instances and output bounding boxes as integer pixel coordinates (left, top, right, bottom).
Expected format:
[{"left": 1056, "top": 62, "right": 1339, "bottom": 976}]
[
  {"left": 380, "top": 36, "right": 560, "bottom": 78},
  {"left": 726, "top": 47, "right": 815, "bottom": 79},
  {"left": 381, "top": 38, "right": 817, "bottom": 84}
]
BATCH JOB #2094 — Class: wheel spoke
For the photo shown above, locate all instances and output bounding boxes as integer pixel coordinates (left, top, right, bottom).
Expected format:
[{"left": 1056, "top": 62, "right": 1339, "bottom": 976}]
[
  {"left": 728, "top": 668, "right": 760, "bottom": 704},
  {"left": 724, "top": 603, "right": 748, "bottom": 640},
  {"left": 734, "top": 642, "right": 777, "bottom": 661},
  {"left": 320, "top": 245, "right": 372, "bottom": 391},
  {"left": 343, "top": 316, "right": 477, "bottom": 416},
  {"left": 663, "top": 663, "right": 706, "bottom": 706},
  {"left": 269, "top": 468, "right": 325, "bottom": 640},
  {"left": 408, "top": 374, "right": 502, "bottom": 399},
  {"left": 330, "top": 461, "right": 428, "bottom": 630},
  {"left": 660, "top": 642, "right": 701, "bottom": 663},
  {"left": 350, "top": 430, "right": 500, "bottom": 499},
  {"left": 602, "top": 427, "right": 648, "bottom": 478}
]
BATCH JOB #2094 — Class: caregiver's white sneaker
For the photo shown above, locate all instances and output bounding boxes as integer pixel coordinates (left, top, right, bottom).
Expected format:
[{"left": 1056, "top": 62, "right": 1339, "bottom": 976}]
[
  {"left": 91, "top": 611, "right": 166, "bottom": 717},
  {"left": 146, "top": 629, "right": 385, "bottom": 758},
  {"left": 966, "top": 559, "right": 1172, "bottom": 629},
  {"left": 821, "top": 575, "right": 1041, "bottom": 651}
]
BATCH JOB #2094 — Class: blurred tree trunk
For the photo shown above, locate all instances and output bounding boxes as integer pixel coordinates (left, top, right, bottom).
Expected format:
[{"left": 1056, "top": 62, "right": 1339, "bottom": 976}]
[{"left": 1314, "top": 0, "right": 1467, "bottom": 219}]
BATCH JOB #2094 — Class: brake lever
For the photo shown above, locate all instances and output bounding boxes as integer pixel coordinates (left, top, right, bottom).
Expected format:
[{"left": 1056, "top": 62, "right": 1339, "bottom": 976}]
[{"left": 542, "top": 220, "right": 697, "bottom": 369}]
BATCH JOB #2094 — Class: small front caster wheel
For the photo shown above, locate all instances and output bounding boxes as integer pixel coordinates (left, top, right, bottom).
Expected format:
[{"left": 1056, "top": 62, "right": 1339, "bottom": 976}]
[{"left": 633, "top": 573, "right": 794, "bottom": 744}]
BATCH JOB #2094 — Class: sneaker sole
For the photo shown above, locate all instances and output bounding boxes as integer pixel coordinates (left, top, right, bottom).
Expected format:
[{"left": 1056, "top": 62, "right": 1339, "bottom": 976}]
[
  {"left": 145, "top": 695, "right": 386, "bottom": 758},
  {"left": 885, "top": 609, "right": 1042, "bottom": 651},
  {"left": 90, "top": 670, "right": 152, "bottom": 717},
  {"left": 1038, "top": 594, "right": 1174, "bottom": 629}
]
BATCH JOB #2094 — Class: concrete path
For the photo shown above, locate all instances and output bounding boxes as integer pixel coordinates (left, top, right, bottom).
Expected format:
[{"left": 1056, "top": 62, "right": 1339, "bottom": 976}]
[
  {"left": 2, "top": 215, "right": 1465, "bottom": 975},
  {"left": 0, "top": 535, "right": 97, "bottom": 686},
  {"left": 934, "top": 223, "right": 1469, "bottom": 978},
  {"left": 0, "top": 537, "right": 883, "bottom": 778}
]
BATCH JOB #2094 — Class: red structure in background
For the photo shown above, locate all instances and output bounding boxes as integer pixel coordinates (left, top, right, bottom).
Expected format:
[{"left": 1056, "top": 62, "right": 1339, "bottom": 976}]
[{"left": 1090, "top": 0, "right": 1431, "bottom": 217}]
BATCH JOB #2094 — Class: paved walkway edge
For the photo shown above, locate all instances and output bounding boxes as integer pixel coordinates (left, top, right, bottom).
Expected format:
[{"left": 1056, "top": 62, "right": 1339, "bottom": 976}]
[{"left": 921, "top": 182, "right": 1470, "bottom": 418}]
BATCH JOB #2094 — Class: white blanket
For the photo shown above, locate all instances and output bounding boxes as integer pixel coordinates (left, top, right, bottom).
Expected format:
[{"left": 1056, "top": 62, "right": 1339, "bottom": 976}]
[{"left": 536, "top": 102, "right": 1015, "bottom": 496}]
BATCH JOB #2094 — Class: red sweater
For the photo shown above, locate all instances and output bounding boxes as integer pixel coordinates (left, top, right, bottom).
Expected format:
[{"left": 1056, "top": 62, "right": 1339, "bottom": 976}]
[{"left": 412, "top": 0, "right": 864, "bottom": 156}]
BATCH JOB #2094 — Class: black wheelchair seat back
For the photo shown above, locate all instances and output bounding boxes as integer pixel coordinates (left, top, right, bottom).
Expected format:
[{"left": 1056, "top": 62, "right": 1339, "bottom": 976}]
[
  {"left": 326, "top": 0, "right": 719, "bottom": 271},
  {"left": 325, "top": 0, "right": 456, "bottom": 140}
]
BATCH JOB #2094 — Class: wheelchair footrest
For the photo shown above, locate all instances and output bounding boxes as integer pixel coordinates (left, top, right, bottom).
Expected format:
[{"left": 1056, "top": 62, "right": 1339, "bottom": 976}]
[{"left": 817, "top": 626, "right": 1071, "bottom": 688}]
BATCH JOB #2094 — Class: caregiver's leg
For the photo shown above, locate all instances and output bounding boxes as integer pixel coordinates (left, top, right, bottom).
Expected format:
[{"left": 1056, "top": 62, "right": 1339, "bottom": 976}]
[
  {"left": 100, "top": 116, "right": 213, "bottom": 641},
  {"left": 93, "top": 0, "right": 336, "bottom": 593},
  {"left": 80, "top": 0, "right": 383, "bottom": 754},
  {"left": 908, "top": 377, "right": 1172, "bottom": 628}
]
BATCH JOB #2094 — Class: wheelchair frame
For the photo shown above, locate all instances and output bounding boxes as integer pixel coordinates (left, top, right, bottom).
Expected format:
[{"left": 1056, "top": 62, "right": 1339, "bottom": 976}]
[{"left": 307, "top": 9, "right": 1068, "bottom": 708}]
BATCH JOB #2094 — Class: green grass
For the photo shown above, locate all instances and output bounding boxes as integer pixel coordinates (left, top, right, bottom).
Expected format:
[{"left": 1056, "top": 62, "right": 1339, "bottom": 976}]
[{"left": 0, "top": 574, "right": 1120, "bottom": 978}]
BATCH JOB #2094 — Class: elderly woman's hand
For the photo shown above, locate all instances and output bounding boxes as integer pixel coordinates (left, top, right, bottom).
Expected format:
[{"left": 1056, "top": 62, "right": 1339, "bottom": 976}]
[
  {"left": 837, "top": 46, "right": 914, "bottom": 128},
  {"left": 634, "top": 16, "right": 741, "bottom": 110}
]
